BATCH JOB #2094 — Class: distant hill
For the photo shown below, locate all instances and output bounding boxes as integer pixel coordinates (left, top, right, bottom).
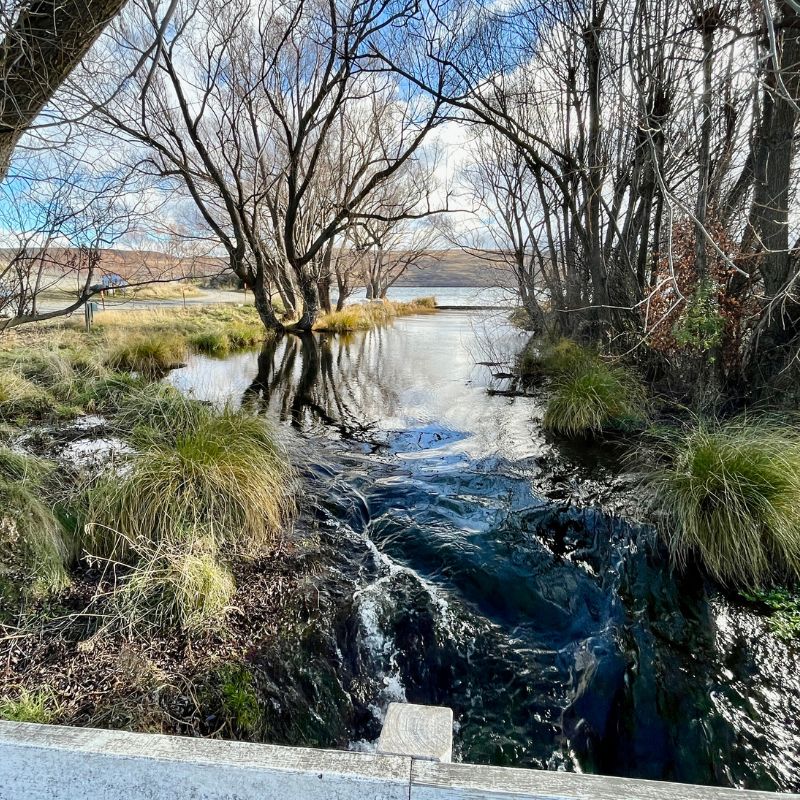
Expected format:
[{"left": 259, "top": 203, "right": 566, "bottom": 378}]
[
  {"left": 392, "top": 251, "right": 515, "bottom": 287},
  {"left": 0, "top": 247, "right": 514, "bottom": 288}
]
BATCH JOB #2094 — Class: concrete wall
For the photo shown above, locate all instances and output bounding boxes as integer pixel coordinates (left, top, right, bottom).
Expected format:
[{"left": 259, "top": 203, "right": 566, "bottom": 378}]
[{"left": 1, "top": 715, "right": 798, "bottom": 800}]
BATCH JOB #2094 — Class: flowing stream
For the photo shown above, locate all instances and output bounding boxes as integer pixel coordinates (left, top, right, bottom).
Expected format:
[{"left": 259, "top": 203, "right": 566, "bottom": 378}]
[{"left": 167, "top": 310, "right": 800, "bottom": 792}]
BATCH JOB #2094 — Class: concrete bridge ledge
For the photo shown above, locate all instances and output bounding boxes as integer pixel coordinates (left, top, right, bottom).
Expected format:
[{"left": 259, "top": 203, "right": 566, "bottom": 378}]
[{"left": 0, "top": 705, "right": 798, "bottom": 800}]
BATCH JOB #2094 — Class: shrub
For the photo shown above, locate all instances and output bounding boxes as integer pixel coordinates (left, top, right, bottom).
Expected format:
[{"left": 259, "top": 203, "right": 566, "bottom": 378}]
[
  {"left": 0, "top": 689, "right": 57, "bottom": 723},
  {"left": 517, "top": 337, "right": 595, "bottom": 378},
  {"left": 543, "top": 360, "right": 647, "bottom": 437},
  {"left": 0, "top": 448, "right": 69, "bottom": 599},
  {"left": 509, "top": 307, "right": 535, "bottom": 330},
  {"left": 106, "top": 334, "right": 187, "bottom": 378},
  {"left": 189, "top": 330, "right": 231, "bottom": 356},
  {"left": 646, "top": 418, "right": 800, "bottom": 589},
  {"left": 86, "top": 403, "right": 293, "bottom": 560}
]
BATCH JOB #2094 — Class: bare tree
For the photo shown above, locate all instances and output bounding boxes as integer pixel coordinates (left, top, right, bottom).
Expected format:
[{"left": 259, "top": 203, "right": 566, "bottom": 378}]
[
  {"left": 82, "top": 0, "right": 444, "bottom": 331},
  {"left": 0, "top": 147, "right": 161, "bottom": 331}
]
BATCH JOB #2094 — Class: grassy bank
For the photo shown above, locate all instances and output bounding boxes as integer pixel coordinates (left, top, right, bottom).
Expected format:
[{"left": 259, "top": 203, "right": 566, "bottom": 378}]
[
  {"left": 313, "top": 297, "right": 437, "bottom": 333},
  {"left": 0, "top": 306, "right": 268, "bottom": 422},
  {"left": 0, "top": 306, "right": 297, "bottom": 733},
  {"left": 515, "top": 336, "right": 800, "bottom": 603}
]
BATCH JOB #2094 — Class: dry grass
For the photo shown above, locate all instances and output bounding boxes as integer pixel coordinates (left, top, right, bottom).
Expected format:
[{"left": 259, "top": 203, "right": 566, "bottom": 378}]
[
  {"left": 0, "top": 448, "right": 70, "bottom": 601},
  {"left": 106, "top": 333, "right": 188, "bottom": 378},
  {"left": 128, "top": 282, "right": 203, "bottom": 300},
  {"left": 313, "top": 297, "right": 437, "bottom": 332}
]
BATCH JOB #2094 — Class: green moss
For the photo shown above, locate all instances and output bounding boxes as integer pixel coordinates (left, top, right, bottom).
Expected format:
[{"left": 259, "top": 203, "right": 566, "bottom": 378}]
[
  {"left": 646, "top": 418, "right": 800, "bottom": 589},
  {"left": 742, "top": 587, "right": 800, "bottom": 640}
]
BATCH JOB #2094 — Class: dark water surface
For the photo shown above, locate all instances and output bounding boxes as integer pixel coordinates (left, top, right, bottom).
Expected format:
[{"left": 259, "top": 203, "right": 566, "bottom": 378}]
[{"left": 167, "top": 311, "right": 800, "bottom": 792}]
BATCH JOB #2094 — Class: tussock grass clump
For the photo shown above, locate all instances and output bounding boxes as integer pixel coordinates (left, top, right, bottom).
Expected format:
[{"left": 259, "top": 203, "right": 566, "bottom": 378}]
[
  {"left": 189, "top": 330, "right": 231, "bottom": 356},
  {"left": 517, "top": 337, "right": 594, "bottom": 377},
  {"left": 0, "top": 370, "right": 53, "bottom": 419},
  {"left": 83, "top": 393, "right": 292, "bottom": 632},
  {"left": 0, "top": 448, "right": 69, "bottom": 600},
  {"left": 313, "top": 297, "right": 437, "bottom": 332},
  {"left": 646, "top": 418, "right": 800, "bottom": 590},
  {"left": 0, "top": 688, "right": 58, "bottom": 723},
  {"left": 226, "top": 322, "right": 264, "bottom": 349},
  {"left": 106, "top": 334, "right": 187, "bottom": 378},
  {"left": 314, "top": 306, "right": 371, "bottom": 333},
  {"left": 543, "top": 361, "right": 647, "bottom": 437},
  {"left": 113, "top": 536, "right": 236, "bottom": 633},
  {"left": 87, "top": 401, "right": 293, "bottom": 559}
]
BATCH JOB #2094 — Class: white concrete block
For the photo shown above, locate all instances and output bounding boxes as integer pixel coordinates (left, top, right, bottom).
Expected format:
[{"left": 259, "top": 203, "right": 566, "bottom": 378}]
[{"left": 377, "top": 702, "right": 453, "bottom": 763}]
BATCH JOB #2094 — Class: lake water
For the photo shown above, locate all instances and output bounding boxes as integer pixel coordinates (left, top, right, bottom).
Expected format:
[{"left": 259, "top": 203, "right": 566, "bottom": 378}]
[{"left": 167, "top": 310, "right": 800, "bottom": 792}]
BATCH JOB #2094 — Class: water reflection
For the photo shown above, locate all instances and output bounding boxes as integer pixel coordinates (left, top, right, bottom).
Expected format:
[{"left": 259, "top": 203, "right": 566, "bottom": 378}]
[{"left": 242, "top": 332, "right": 388, "bottom": 438}]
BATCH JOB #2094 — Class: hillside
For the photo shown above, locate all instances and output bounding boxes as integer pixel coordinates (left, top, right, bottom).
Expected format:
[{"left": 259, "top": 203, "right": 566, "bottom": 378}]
[{"left": 1, "top": 247, "right": 515, "bottom": 288}]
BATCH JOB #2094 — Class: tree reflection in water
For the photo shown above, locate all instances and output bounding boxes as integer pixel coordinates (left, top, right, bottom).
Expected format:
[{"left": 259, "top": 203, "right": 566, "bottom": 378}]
[{"left": 242, "top": 328, "right": 399, "bottom": 439}]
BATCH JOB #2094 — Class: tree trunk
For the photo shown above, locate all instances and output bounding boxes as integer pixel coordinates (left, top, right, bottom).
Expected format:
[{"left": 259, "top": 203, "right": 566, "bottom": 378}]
[
  {"left": 252, "top": 276, "right": 283, "bottom": 330},
  {"left": 0, "top": 0, "right": 129, "bottom": 179},
  {"left": 294, "top": 265, "right": 321, "bottom": 331},
  {"left": 745, "top": 1, "right": 800, "bottom": 383}
]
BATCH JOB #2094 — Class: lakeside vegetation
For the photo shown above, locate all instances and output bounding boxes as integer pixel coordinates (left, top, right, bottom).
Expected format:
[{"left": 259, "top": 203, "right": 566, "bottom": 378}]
[
  {"left": 313, "top": 297, "right": 437, "bottom": 333},
  {"left": 0, "top": 296, "right": 447, "bottom": 729},
  {"left": 514, "top": 326, "right": 800, "bottom": 606},
  {"left": 0, "top": 303, "right": 299, "bottom": 730}
]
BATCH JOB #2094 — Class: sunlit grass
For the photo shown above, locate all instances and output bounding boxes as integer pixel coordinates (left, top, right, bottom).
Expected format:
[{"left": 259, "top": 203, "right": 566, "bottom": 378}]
[
  {"left": 0, "top": 688, "right": 58, "bottom": 723},
  {"left": 106, "top": 333, "right": 188, "bottom": 378},
  {"left": 189, "top": 330, "right": 231, "bottom": 356},
  {"left": 0, "top": 448, "right": 69, "bottom": 599},
  {"left": 543, "top": 360, "right": 647, "bottom": 437},
  {"left": 313, "top": 297, "right": 437, "bottom": 332},
  {"left": 86, "top": 398, "right": 294, "bottom": 561},
  {"left": 128, "top": 281, "right": 203, "bottom": 300},
  {"left": 645, "top": 417, "right": 800, "bottom": 589}
]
